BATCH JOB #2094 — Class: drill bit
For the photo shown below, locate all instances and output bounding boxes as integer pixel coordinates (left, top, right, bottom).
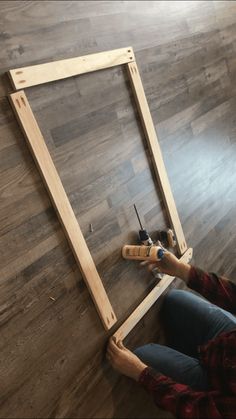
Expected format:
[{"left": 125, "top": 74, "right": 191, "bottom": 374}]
[{"left": 134, "top": 204, "right": 143, "bottom": 230}]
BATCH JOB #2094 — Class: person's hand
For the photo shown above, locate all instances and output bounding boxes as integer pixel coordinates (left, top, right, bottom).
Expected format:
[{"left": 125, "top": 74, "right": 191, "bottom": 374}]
[
  {"left": 106, "top": 338, "right": 147, "bottom": 381},
  {"left": 142, "top": 250, "right": 191, "bottom": 282}
]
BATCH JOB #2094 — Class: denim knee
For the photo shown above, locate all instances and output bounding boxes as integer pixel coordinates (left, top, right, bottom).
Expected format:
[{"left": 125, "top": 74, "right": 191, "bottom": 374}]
[
  {"left": 134, "top": 343, "right": 161, "bottom": 366},
  {"left": 162, "top": 289, "right": 182, "bottom": 313}
]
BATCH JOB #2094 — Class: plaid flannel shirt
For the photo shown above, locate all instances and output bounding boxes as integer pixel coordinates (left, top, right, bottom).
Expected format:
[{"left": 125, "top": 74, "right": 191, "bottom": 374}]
[{"left": 139, "top": 266, "right": 236, "bottom": 418}]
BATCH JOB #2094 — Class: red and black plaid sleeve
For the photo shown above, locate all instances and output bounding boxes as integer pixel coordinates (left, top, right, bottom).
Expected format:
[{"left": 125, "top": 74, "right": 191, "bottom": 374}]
[
  {"left": 188, "top": 266, "right": 236, "bottom": 313},
  {"left": 139, "top": 367, "right": 236, "bottom": 418}
]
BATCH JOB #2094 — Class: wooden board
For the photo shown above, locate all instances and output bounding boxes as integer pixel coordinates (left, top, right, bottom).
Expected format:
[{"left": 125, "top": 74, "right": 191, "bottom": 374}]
[
  {"left": 126, "top": 62, "right": 187, "bottom": 255},
  {"left": 9, "top": 47, "right": 134, "bottom": 90},
  {"left": 9, "top": 90, "right": 117, "bottom": 331},
  {"left": 8, "top": 48, "right": 190, "bottom": 335},
  {"left": 113, "top": 247, "right": 193, "bottom": 341}
]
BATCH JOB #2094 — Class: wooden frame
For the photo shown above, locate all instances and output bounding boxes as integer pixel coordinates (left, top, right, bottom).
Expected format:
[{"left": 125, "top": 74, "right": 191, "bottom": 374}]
[
  {"left": 9, "top": 47, "right": 135, "bottom": 89},
  {"left": 9, "top": 90, "right": 117, "bottom": 331},
  {"left": 8, "top": 47, "right": 192, "bottom": 334},
  {"left": 113, "top": 247, "right": 192, "bottom": 341}
]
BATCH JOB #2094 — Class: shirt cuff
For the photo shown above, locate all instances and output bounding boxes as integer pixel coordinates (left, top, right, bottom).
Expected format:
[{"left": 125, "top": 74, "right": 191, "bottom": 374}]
[
  {"left": 187, "top": 265, "right": 202, "bottom": 288},
  {"left": 138, "top": 366, "right": 163, "bottom": 389}
]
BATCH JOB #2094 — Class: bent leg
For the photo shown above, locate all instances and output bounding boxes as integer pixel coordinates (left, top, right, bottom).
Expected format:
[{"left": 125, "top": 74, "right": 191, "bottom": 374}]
[
  {"left": 134, "top": 343, "right": 208, "bottom": 391},
  {"left": 161, "top": 289, "right": 236, "bottom": 358}
]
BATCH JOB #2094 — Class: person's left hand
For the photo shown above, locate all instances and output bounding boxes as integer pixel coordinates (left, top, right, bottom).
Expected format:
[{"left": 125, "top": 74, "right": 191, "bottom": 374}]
[{"left": 106, "top": 337, "right": 147, "bottom": 381}]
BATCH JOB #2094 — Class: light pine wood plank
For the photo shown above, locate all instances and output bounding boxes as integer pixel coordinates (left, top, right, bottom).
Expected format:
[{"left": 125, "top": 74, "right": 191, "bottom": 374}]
[
  {"left": 1, "top": 3, "right": 236, "bottom": 418},
  {"left": 9, "top": 90, "right": 117, "bottom": 331},
  {"left": 113, "top": 247, "right": 193, "bottom": 341},
  {"left": 126, "top": 61, "right": 187, "bottom": 255},
  {"left": 8, "top": 47, "right": 134, "bottom": 90}
]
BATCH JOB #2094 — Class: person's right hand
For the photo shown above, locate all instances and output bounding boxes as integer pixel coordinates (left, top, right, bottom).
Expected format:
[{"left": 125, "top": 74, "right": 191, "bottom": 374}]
[{"left": 142, "top": 250, "right": 191, "bottom": 282}]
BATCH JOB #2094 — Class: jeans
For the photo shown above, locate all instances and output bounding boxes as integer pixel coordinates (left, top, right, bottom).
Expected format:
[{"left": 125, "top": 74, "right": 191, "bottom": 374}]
[{"left": 134, "top": 289, "right": 236, "bottom": 390}]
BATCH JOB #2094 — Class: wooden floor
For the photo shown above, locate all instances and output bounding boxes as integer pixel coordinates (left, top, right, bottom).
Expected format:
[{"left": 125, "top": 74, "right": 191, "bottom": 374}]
[{"left": 0, "top": 1, "right": 236, "bottom": 418}]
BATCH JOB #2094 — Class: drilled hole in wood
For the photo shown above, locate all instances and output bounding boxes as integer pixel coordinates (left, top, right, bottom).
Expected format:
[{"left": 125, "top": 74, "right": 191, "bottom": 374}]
[
  {"left": 16, "top": 98, "right": 21, "bottom": 108},
  {"left": 128, "top": 49, "right": 131, "bottom": 52},
  {"left": 16, "top": 71, "right": 23, "bottom": 75},
  {"left": 129, "top": 56, "right": 133, "bottom": 60},
  {"left": 19, "top": 80, "right": 26, "bottom": 84},
  {"left": 21, "top": 96, "right": 26, "bottom": 107}
]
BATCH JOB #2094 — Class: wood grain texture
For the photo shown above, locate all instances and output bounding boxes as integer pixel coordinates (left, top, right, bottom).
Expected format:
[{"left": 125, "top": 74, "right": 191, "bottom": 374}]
[
  {"left": 9, "top": 90, "right": 117, "bottom": 330},
  {"left": 9, "top": 47, "right": 134, "bottom": 89},
  {"left": 9, "top": 48, "right": 188, "bottom": 337},
  {"left": 127, "top": 61, "right": 187, "bottom": 255},
  {"left": 113, "top": 247, "right": 193, "bottom": 341},
  {"left": 0, "top": 1, "right": 236, "bottom": 418}
]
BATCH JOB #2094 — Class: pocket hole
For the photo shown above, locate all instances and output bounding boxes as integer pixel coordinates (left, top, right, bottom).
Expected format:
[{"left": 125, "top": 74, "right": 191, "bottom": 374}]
[
  {"left": 16, "top": 98, "right": 21, "bottom": 108},
  {"left": 21, "top": 96, "right": 26, "bottom": 106}
]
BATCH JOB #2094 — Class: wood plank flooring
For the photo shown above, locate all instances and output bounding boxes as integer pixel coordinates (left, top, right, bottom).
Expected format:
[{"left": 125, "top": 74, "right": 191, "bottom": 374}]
[{"left": 0, "top": 1, "right": 235, "bottom": 418}]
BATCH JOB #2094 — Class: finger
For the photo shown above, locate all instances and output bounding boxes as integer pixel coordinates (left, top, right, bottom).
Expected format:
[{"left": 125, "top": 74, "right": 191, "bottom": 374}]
[
  {"left": 153, "top": 264, "right": 163, "bottom": 273},
  {"left": 107, "top": 341, "right": 116, "bottom": 355},
  {"left": 141, "top": 261, "right": 157, "bottom": 270},
  {"left": 109, "top": 337, "right": 120, "bottom": 354},
  {"left": 157, "top": 241, "right": 166, "bottom": 250},
  {"left": 148, "top": 263, "right": 158, "bottom": 272},
  {"left": 140, "top": 260, "right": 149, "bottom": 267},
  {"left": 108, "top": 337, "right": 116, "bottom": 349},
  {"left": 117, "top": 340, "right": 125, "bottom": 349},
  {"left": 106, "top": 348, "right": 115, "bottom": 359}
]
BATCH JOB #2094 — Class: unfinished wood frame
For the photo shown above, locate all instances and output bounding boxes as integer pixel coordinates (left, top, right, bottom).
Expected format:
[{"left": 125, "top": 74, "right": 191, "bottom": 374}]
[
  {"left": 8, "top": 47, "right": 192, "bottom": 334},
  {"left": 114, "top": 247, "right": 193, "bottom": 341}
]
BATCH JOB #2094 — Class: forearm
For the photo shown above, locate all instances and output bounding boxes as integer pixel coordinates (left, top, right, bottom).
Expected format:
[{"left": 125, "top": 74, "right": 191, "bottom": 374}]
[
  {"left": 187, "top": 267, "right": 236, "bottom": 311},
  {"left": 131, "top": 362, "right": 148, "bottom": 381},
  {"left": 139, "top": 367, "right": 222, "bottom": 419},
  {"left": 176, "top": 261, "right": 191, "bottom": 283}
]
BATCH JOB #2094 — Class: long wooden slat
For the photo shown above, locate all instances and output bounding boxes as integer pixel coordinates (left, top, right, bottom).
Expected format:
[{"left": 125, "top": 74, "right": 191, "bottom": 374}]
[
  {"left": 9, "top": 90, "right": 117, "bottom": 331},
  {"left": 126, "top": 62, "right": 187, "bottom": 255},
  {"left": 113, "top": 247, "right": 193, "bottom": 341},
  {"left": 9, "top": 47, "right": 134, "bottom": 90}
]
